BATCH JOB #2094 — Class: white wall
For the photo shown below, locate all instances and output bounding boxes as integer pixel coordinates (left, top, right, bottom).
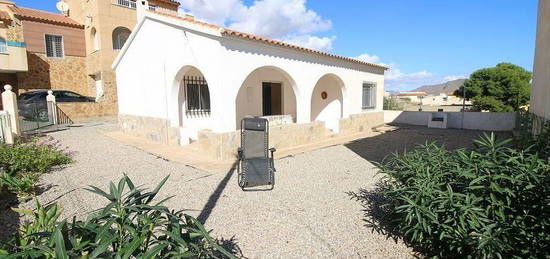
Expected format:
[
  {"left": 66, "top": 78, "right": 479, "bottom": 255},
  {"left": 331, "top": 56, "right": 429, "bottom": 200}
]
[
  {"left": 531, "top": 0, "right": 550, "bottom": 120},
  {"left": 115, "top": 13, "right": 386, "bottom": 143},
  {"left": 384, "top": 111, "right": 516, "bottom": 131},
  {"left": 310, "top": 75, "right": 344, "bottom": 132}
]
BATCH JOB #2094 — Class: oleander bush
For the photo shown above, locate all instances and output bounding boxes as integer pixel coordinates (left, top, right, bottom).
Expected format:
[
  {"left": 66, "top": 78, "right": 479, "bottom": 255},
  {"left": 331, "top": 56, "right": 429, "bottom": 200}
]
[
  {"left": 515, "top": 110, "right": 550, "bottom": 160},
  {"left": 0, "top": 136, "right": 72, "bottom": 196},
  {"left": 367, "top": 133, "right": 550, "bottom": 258},
  {"left": 1, "top": 175, "right": 236, "bottom": 258}
]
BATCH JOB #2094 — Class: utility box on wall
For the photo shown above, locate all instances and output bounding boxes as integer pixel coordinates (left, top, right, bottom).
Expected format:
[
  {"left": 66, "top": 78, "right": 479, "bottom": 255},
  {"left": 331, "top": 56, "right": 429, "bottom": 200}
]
[{"left": 428, "top": 112, "right": 447, "bottom": 129}]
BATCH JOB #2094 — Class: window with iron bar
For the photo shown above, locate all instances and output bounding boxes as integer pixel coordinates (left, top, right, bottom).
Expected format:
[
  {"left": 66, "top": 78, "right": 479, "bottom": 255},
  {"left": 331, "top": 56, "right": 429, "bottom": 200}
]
[
  {"left": 362, "top": 82, "right": 376, "bottom": 109},
  {"left": 45, "top": 34, "right": 63, "bottom": 58},
  {"left": 184, "top": 76, "right": 210, "bottom": 115}
]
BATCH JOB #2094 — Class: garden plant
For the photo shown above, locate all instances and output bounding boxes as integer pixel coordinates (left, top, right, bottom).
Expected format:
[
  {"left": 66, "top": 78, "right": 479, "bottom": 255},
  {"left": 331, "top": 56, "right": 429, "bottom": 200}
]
[
  {"left": 1, "top": 174, "right": 236, "bottom": 258},
  {"left": 355, "top": 133, "right": 550, "bottom": 258}
]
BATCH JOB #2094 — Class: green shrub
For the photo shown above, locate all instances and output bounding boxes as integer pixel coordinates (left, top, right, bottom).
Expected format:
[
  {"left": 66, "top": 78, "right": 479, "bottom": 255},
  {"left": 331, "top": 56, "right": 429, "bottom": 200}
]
[
  {"left": 367, "top": 133, "right": 550, "bottom": 258},
  {"left": 515, "top": 110, "right": 550, "bottom": 159},
  {"left": 384, "top": 97, "right": 404, "bottom": 111},
  {"left": 0, "top": 136, "right": 72, "bottom": 196},
  {"left": 2, "top": 175, "right": 236, "bottom": 258}
]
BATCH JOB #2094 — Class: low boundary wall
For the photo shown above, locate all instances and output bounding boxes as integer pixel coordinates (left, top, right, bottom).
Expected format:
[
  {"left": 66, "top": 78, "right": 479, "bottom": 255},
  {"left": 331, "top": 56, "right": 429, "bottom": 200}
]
[{"left": 384, "top": 111, "right": 516, "bottom": 131}]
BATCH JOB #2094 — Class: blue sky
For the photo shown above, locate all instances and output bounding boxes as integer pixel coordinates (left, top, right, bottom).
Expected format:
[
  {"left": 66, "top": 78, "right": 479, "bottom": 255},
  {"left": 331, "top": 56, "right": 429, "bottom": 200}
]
[{"left": 15, "top": 0, "right": 538, "bottom": 91}]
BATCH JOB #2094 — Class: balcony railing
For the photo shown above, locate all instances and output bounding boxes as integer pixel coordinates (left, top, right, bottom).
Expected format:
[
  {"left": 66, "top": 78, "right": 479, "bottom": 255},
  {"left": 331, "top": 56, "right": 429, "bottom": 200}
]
[
  {"left": 112, "top": 0, "right": 157, "bottom": 10},
  {"left": 113, "top": 0, "right": 137, "bottom": 9}
]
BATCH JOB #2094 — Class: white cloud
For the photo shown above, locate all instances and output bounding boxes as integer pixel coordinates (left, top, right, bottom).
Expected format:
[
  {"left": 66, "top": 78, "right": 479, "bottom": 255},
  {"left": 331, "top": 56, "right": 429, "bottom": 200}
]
[
  {"left": 285, "top": 35, "right": 335, "bottom": 52},
  {"left": 354, "top": 53, "right": 467, "bottom": 91},
  {"left": 356, "top": 53, "right": 381, "bottom": 64},
  {"left": 443, "top": 75, "right": 468, "bottom": 81},
  {"left": 179, "top": 0, "right": 335, "bottom": 51}
]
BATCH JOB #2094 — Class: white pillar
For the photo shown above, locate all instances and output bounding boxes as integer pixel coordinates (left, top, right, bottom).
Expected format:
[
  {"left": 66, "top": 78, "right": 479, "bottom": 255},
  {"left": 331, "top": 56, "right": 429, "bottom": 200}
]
[
  {"left": 46, "top": 90, "right": 58, "bottom": 125},
  {"left": 296, "top": 95, "right": 311, "bottom": 123},
  {"left": 2, "top": 85, "right": 21, "bottom": 137},
  {"left": 136, "top": 0, "right": 149, "bottom": 21}
]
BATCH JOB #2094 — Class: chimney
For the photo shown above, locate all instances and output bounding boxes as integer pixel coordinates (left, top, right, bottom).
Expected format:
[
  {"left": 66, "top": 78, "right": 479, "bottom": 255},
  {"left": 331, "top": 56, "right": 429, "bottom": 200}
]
[{"left": 136, "top": 0, "right": 149, "bottom": 21}]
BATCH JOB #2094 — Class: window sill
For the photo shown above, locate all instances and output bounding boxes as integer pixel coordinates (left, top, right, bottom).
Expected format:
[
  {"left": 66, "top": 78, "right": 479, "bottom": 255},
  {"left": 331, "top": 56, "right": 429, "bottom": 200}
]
[{"left": 0, "top": 52, "right": 8, "bottom": 55}]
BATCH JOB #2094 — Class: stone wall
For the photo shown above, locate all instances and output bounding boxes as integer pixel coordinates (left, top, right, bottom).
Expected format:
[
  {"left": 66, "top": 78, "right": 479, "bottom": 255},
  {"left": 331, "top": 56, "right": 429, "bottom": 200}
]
[
  {"left": 119, "top": 114, "right": 180, "bottom": 146},
  {"left": 339, "top": 112, "right": 384, "bottom": 135},
  {"left": 15, "top": 53, "right": 118, "bottom": 118},
  {"left": 6, "top": 17, "right": 23, "bottom": 42},
  {"left": 196, "top": 121, "right": 332, "bottom": 160},
  {"left": 57, "top": 102, "right": 115, "bottom": 119},
  {"left": 119, "top": 112, "right": 384, "bottom": 161},
  {"left": 17, "top": 53, "right": 89, "bottom": 94}
]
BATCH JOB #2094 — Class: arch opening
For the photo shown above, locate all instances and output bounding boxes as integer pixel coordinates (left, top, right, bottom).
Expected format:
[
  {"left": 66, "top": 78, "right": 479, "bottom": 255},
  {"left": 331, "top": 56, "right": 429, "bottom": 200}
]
[
  {"left": 310, "top": 74, "right": 345, "bottom": 132},
  {"left": 235, "top": 66, "right": 298, "bottom": 129},
  {"left": 91, "top": 27, "right": 100, "bottom": 51},
  {"left": 112, "top": 27, "right": 131, "bottom": 50}
]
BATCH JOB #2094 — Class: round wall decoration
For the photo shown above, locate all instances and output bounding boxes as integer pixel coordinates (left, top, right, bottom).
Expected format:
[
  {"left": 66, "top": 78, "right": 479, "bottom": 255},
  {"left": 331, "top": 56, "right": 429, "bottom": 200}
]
[{"left": 321, "top": 91, "right": 328, "bottom": 99}]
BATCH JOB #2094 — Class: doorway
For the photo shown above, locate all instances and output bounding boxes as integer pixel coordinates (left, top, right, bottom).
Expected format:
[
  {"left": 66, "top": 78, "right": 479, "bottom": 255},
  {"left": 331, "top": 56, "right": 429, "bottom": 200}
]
[{"left": 262, "top": 82, "right": 282, "bottom": 116}]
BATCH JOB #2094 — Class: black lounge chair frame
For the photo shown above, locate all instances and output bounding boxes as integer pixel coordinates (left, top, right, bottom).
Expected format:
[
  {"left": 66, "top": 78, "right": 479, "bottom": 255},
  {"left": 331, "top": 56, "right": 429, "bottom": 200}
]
[{"left": 237, "top": 117, "right": 276, "bottom": 190}]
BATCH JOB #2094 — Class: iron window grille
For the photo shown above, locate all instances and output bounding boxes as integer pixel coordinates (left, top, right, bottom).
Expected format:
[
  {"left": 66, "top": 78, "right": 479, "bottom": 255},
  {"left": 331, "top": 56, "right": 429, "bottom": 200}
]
[
  {"left": 45, "top": 35, "right": 64, "bottom": 58},
  {"left": 362, "top": 82, "right": 376, "bottom": 109},
  {"left": 184, "top": 76, "right": 210, "bottom": 116}
]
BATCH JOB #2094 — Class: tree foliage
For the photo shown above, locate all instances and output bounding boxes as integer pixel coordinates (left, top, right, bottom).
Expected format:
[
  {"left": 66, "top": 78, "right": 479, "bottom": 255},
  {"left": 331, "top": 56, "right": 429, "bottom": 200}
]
[{"left": 454, "top": 63, "right": 532, "bottom": 112}]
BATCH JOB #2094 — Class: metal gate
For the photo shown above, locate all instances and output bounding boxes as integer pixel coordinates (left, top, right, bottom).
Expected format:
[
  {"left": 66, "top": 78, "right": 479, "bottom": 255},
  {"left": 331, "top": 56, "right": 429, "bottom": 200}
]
[{"left": 19, "top": 101, "right": 73, "bottom": 134}]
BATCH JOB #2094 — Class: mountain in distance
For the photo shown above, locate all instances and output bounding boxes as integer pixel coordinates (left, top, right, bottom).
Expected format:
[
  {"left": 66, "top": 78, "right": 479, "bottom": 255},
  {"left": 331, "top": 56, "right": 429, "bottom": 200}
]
[{"left": 410, "top": 79, "right": 467, "bottom": 95}]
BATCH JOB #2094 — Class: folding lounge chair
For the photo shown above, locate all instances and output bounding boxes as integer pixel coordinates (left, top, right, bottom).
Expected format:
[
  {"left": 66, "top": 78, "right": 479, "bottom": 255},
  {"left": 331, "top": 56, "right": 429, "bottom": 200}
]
[{"left": 237, "top": 117, "right": 276, "bottom": 190}]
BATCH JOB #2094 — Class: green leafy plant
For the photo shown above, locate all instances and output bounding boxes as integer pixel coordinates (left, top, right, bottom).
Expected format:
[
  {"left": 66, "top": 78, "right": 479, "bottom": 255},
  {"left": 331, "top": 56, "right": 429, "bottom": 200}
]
[
  {"left": 358, "top": 133, "right": 550, "bottom": 258},
  {"left": 515, "top": 110, "right": 550, "bottom": 159},
  {"left": 0, "top": 136, "right": 72, "bottom": 196},
  {"left": 454, "top": 63, "right": 532, "bottom": 112},
  {"left": 384, "top": 97, "right": 404, "bottom": 111},
  {"left": 4, "top": 175, "right": 236, "bottom": 258}
]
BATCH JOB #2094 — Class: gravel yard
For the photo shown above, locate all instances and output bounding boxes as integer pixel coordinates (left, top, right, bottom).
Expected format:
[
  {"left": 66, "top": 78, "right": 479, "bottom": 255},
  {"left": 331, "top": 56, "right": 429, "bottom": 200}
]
[{"left": 1, "top": 118, "right": 509, "bottom": 258}]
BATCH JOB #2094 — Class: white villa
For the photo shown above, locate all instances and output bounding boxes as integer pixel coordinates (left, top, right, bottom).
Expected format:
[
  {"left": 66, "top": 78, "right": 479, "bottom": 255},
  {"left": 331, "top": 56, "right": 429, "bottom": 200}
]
[{"left": 113, "top": 1, "right": 388, "bottom": 160}]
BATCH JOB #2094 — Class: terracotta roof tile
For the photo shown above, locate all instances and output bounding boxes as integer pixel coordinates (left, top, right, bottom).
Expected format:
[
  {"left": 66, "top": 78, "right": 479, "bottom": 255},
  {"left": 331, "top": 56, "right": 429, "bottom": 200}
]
[
  {"left": 10, "top": 6, "right": 83, "bottom": 28},
  {"left": 149, "top": 11, "right": 388, "bottom": 70},
  {"left": 0, "top": 10, "right": 11, "bottom": 23},
  {"left": 151, "top": 0, "right": 180, "bottom": 7}
]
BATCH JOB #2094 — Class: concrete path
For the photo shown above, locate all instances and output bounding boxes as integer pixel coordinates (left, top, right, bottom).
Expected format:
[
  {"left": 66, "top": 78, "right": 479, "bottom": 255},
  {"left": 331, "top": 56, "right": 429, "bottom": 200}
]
[{"left": 8, "top": 118, "right": 503, "bottom": 258}]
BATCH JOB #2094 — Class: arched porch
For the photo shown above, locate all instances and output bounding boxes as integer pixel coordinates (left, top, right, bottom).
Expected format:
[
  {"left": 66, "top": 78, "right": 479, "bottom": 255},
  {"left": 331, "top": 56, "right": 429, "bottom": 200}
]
[
  {"left": 235, "top": 66, "right": 299, "bottom": 129},
  {"left": 310, "top": 73, "right": 346, "bottom": 132}
]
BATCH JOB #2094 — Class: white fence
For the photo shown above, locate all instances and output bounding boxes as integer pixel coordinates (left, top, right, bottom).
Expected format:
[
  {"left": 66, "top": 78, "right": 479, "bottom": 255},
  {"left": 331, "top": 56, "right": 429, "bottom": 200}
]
[{"left": 384, "top": 111, "right": 517, "bottom": 131}]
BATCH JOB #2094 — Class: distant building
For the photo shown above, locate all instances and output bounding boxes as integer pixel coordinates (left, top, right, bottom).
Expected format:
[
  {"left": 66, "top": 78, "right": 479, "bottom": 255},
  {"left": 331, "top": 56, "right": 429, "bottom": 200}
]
[
  {"left": 531, "top": 0, "right": 550, "bottom": 122},
  {"left": 0, "top": 0, "right": 180, "bottom": 118},
  {"left": 395, "top": 92, "right": 428, "bottom": 103}
]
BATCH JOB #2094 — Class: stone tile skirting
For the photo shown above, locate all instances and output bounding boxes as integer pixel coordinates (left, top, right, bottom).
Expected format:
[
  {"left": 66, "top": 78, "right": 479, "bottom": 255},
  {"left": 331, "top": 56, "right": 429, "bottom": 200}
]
[
  {"left": 118, "top": 114, "right": 180, "bottom": 146},
  {"left": 118, "top": 112, "right": 384, "bottom": 161}
]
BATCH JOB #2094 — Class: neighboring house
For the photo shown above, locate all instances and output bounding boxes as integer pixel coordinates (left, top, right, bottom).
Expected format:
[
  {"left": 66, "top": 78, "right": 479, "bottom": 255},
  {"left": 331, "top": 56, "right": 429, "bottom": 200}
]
[
  {"left": 421, "top": 94, "right": 463, "bottom": 106},
  {"left": 63, "top": 0, "right": 180, "bottom": 117},
  {"left": 531, "top": 0, "right": 550, "bottom": 123},
  {"left": 0, "top": 0, "right": 28, "bottom": 99},
  {"left": 395, "top": 92, "right": 428, "bottom": 103},
  {"left": 0, "top": 0, "right": 179, "bottom": 118},
  {"left": 113, "top": 2, "right": 387, "bottom": 149}
]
